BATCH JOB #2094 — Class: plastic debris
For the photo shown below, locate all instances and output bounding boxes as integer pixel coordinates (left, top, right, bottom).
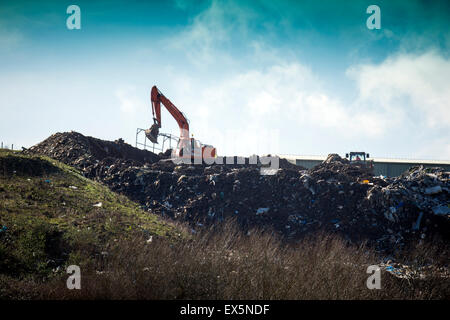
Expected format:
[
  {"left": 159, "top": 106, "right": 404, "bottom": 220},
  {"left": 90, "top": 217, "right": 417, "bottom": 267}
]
[
  {"left": 432, "top": 205, "right": 450, "bottom": 215},
  {"left": 412, "top": 212, "right": 424, "bottom": 230},
  {"left": 425, "top": 185, "right": 442, "bottom": 195},
  {"left": 256, "top": 208, "right": 270, "bottom": 215}
]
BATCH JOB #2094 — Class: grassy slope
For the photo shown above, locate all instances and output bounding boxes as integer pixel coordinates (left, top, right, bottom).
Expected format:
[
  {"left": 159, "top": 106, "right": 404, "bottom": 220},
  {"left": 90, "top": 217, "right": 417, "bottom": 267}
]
[{"left": 0, "top": 149, "right": 182, "bottom": 284}]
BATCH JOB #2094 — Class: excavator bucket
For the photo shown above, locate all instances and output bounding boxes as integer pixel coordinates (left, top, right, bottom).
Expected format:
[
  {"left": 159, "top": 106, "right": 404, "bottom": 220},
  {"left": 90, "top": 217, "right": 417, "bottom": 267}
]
[{"left": 145, "top": 124, "right": 160, "bottom": 144}]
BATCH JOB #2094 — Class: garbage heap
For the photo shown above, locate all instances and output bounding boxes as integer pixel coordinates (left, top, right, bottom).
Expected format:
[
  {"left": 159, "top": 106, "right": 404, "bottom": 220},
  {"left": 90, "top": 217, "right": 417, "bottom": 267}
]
[
  {"left": 27, "top": 131, "right": 160, "bottom": 168},
  {"left": 29, "top": 132, "right": 449, "bottom": 252}
]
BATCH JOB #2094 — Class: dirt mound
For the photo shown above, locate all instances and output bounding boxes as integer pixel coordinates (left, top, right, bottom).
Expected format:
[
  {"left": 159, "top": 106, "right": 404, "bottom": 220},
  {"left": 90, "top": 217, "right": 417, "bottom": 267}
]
[
  {"left": 28, "top": 132, "right": 160, "bottom": 170},
  {"left": 28, "top": 134, "right": 450, "bottom": 253}
]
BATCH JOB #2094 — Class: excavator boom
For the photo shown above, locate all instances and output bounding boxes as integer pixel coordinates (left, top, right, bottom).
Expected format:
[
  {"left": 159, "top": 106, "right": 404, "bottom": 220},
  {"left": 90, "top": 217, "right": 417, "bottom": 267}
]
[
  {"left": 145, "top": 85, "right": 216, "bottom": 160},
  {"left": 146, "top": 86, "right": 190, "bottom": 143}
]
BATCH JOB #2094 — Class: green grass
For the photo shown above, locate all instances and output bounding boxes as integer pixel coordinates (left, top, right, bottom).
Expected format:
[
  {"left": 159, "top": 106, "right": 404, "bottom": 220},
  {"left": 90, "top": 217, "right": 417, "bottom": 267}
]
[{"left": 0, "top": 149, "right": 183, "bottom": 286}]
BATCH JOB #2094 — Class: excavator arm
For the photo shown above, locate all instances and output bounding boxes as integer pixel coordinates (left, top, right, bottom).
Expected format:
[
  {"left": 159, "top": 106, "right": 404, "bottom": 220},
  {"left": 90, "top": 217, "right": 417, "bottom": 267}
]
[
  {"left": 146, "top": 86, "right": 190, "bottom": 144},
  {"left": 145, "top": 85, "right": 216, "bottom": 159}
]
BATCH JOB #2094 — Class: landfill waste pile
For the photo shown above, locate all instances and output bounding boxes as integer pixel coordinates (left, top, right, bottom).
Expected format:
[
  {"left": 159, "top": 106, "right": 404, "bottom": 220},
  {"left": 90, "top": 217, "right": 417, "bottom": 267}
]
[
  {"left": 29, "top": 132, "right": 450, "bottom": 253},
  {"left": 27, "top": 131, "right": 160, "bottom": 168},
  {"left": 379, "top": 259, "right": 450, "bottom": 280}
]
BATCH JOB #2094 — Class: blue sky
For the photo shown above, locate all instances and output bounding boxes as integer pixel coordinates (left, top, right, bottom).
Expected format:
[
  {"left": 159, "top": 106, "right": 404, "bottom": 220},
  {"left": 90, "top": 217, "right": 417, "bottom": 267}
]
[{"left": 0, "top": 0, "right": 449, "bottom": 159}]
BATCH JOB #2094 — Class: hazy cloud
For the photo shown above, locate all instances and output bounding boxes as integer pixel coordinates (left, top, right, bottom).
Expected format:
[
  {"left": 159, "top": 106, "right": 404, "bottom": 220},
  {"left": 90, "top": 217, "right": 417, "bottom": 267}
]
[
  {"left": 348, "top": 51, "right": 450, "bottom": 128},
  {"left": 116, "top": 86, "right": 147, "bottom": 115}
]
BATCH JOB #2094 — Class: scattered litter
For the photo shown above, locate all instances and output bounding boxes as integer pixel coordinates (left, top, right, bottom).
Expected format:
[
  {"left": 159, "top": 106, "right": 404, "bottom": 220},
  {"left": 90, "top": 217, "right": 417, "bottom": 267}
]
[
  {"left": 256, "top": 208, "right": 270, "bottom": 215},
  {"left": 432, "top": 205, "right": 450, "bottom": 215},
  {"left": 384, "top": 210, "right": 396, "bottom": 222},
  {"left": 93, "top": 202, "right": 103, "bottom": 207},
  {"left": 412, "top": 212, "right": 424, "bottom": 230},
  {"left": 425, "top": 185, "right": 442, "bottom": 195}
]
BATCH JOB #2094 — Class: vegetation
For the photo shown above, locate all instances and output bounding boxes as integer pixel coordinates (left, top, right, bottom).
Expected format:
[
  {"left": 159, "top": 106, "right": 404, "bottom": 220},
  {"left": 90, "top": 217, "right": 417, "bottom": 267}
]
[
  {"left": 0, "top": 150, "right": 448, "bottom": 299},
  {"left": 0, "top": 149, "right": 182, "bottom": 298}
]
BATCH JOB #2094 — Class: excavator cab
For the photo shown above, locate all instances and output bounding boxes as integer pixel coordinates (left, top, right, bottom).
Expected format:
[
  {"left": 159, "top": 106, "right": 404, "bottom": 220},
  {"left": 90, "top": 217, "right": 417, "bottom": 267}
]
[
  {"left": 345, "top": 151, "right": 374, "bottom": 174},
  {"left": 176, "top": 137, "right": 216, "bottom": 160},
  {"left": 346, "top": 152, "right": 368, "bottom": 162},
  {"left": 190, "top": 138, "right": 202, "bottom": 158}
]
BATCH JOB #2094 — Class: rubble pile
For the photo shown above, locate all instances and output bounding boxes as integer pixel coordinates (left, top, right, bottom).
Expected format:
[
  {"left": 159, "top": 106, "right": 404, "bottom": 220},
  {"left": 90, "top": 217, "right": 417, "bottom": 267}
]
[
  {"left": 364, "top": 166, "right": 450, "bottom": 245},
  {"left": 27, "top": 131, "right": 160, "bottom": 169},
  {"left": 29, "top": 132, "right": 450, "bottom": 252},
  {"left": 310, "top": 153, "right": 373, "bottom": 182}
]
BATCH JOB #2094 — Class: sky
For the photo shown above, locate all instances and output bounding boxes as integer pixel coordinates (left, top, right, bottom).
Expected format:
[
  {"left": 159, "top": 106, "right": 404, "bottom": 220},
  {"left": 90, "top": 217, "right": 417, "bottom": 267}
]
[{"left": 0, "top": 0, "right": 449, "bottom": 159}]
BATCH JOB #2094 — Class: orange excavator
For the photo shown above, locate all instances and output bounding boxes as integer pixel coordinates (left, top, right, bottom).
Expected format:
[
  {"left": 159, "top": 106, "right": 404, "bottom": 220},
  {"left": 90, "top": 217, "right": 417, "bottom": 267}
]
[{"left": 145, "top": 85, "right": 216, "bottom": 160}]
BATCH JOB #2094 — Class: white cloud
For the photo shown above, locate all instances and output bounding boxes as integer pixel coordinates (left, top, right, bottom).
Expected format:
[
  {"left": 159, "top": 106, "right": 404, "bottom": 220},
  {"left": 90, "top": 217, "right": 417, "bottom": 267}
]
[
  {"left": 173, "top": 0, "right": 189, "bottom": 10},
  {"left": 0, "top": 27, "right": 23, "bottom": 51},
  {"left": 115, "top": 86, "right": 147, "bottom": 115},
  {"left": 197, "top": 63, "right": 390, "bottom": 134},
  {"left": 163, "top": 50, "right": 450, "bottom": 158},
  {"left": 167, "top": 0, "right": 256, "bottom": 66},
  {"left": 302, "top": 93, "right": 390, "bottom": 136},
  {"left": 164, "top": 61, "right": 399, "bottom": 156},
  {"left": 348, "top": 51, "right": 450, "bottom": 128},
  {"left": 415, "top": 137, "right": 450, "bottom": 160},
  {"left": 161, "top": 2, "right": 450, "bottom": 158}
]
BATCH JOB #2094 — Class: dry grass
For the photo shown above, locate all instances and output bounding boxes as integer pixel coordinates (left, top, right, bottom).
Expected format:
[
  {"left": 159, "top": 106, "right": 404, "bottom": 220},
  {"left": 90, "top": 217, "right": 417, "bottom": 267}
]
[{"left": 11, "top": 220, "right": 445, "bottom": 300}]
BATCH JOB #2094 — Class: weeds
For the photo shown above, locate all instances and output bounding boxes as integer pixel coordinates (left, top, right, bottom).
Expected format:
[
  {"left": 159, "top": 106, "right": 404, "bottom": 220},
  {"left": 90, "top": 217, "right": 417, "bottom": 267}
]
[{"left": 25, "top": 220, "right": 450, "bottom": 300}]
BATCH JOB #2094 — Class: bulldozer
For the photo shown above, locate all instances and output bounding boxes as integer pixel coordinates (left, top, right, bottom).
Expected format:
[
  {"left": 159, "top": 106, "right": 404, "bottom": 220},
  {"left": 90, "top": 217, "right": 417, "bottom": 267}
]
[
  {"left": 145, "top": 86, "right": 216, "bottom": 161},
  {"left": 345, "top": 151, "right": 374, "bottom": 174}
]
